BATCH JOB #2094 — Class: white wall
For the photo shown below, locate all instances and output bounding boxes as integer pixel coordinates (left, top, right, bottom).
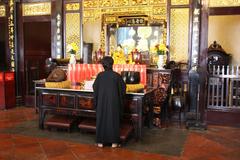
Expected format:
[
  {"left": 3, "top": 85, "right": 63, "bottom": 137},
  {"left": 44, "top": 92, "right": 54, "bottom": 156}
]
[
  {"left": 208, "top": 15, "right": 240, "bottom": 65},
  {"left": 83, "top": 20, "right": 102, "bottom": 54}
]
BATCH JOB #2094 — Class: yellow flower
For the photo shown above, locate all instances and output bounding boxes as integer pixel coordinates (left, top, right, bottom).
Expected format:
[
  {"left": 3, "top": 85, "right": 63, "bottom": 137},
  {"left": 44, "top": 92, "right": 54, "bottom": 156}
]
[
  {"left": 112, "top": 50, "right": 126, "bottom": 64},
  {"left": 67, "top": 42, "right": 79, "bottom": 54},
  {"left": 155, "top": 43, "right": 168, "bottom": 55},
  {"left": 71, "top": 43, "right": 79, "bottom": 52}
]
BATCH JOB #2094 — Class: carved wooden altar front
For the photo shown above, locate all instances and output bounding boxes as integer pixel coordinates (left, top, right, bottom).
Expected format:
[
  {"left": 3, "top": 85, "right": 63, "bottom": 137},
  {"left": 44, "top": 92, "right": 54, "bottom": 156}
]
[{"left": 36, "top": 87, "right": 155, "bottom": 139}]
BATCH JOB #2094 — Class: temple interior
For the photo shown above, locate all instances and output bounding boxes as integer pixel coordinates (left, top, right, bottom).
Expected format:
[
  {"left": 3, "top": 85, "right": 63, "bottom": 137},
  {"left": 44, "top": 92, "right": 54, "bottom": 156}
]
[{"left": 0, "top": 0, "right": 240, "bottom": 159}]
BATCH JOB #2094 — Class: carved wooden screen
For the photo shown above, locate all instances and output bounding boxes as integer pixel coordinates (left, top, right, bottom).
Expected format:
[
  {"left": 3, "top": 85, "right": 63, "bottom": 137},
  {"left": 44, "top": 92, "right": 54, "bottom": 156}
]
[
  {"left": 64, "top": 1, "right": 82, "bottom": 60},
  {"left": 168, "top": 0, "right": 191, "bottom": 65}
]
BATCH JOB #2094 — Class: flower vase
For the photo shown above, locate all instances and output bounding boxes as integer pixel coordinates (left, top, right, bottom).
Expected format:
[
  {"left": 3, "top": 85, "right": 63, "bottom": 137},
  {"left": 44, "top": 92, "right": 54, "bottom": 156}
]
[
  {"left": 157, "top": 55, "right": 164, "bottom": 69},
  {"left": 69, "top": 54, "right": 76, "bottom": 64}
]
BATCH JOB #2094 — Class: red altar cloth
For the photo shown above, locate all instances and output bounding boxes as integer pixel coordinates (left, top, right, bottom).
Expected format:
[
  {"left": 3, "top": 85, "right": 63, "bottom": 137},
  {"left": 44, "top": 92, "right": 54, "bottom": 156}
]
[{"left": 68, "top": 64, "right": 146, "bottom": 85}]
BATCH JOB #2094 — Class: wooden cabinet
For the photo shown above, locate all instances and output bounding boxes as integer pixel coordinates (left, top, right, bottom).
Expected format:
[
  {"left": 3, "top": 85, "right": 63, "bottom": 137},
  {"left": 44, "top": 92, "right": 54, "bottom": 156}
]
[
  {"left": 0, "top": 71, "right": 16, "bottom": 110},
  {"left": 147, "top": 68, "right": 171, "bottom": 127},
  {"left": 77, "top": 95, "right": 94, "bottom": 110}
]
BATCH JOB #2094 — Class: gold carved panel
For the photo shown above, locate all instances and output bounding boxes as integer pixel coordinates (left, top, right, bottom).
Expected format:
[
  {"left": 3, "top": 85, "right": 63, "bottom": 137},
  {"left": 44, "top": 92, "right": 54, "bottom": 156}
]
[
  {"left": 150, "top": 0, "right": 166, "bottom": 5},
  {"left": 83, "top": 0, "right": 168, "bottom": 50},
  {"left": 171, "top": 0, "right": 189, "bottom": 5},
  {"left": 83, "top": 0, "right": 99, "bottom": 8},
  {"left": 170, "top": 8, "right": 189, "bottom": 62},
  {"left": 83, "top": 0, "right": 167, "bottom": 23},
  {"left": 105, "top": 16, "right": 117, "bottom": 23},
  {"left": 153, "top": 6, "right": 166, "bottom": 15},
  {"left": 0, "top": 5, "right": 6, "bottom": 17},
  {"left": 66, "top": 3, "right": 80, "bottom": 11},
  {"left": 114, "top": 0, "right": 129, "bottom": 6},
  {"left": 100, "top": 0, "right": 112, "bottom": 7},
  {"left": 22, "top": 2, "right": 51, "bottom": 16},
  {"left": 131, "top": 0, "right": 148, "bottom": 5},
  {"left": 65, "top": 13, "right": 81, "bottom": 59},
  {"left": 83, "top": 9, "right": 99, "bottom": 18},
  {"left": 209, "top": 0, "right": 240, "bottom": 7}
]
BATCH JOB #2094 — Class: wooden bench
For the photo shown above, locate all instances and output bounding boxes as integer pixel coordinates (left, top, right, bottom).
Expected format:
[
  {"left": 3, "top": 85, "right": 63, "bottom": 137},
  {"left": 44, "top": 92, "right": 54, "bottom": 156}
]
[{"left": 45, "top": 115, "right": 75, "bottom": 132}]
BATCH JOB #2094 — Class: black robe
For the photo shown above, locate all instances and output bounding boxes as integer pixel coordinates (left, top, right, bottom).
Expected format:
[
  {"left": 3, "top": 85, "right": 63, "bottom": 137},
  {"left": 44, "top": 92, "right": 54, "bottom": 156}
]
[{"left": 93, "top": 70, "right": 126, "bottom": 144}]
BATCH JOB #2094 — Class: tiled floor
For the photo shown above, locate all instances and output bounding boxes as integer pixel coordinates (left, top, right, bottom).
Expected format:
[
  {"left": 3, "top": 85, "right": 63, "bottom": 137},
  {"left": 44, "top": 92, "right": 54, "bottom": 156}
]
[{"left": 0, "top": 107, "right": 240, "bottom": 160}]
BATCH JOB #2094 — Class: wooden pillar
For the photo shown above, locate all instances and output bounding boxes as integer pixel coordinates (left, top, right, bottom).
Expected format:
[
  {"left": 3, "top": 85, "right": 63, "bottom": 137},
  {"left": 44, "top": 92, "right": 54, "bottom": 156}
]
[
  {"left": 186, "top": 0, "right": 208, "bottom": 129},
  {"left": 199, "top": 0, "right": 209, "bottom": 124},
  {"left": 51, "top": 0, "right": 63, "bottom": 59}
]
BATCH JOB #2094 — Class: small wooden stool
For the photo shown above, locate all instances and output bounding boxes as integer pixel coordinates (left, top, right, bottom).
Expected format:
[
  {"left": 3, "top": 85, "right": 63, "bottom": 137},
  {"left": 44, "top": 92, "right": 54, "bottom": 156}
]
[
  {"left": 78, "top": 118, "right": 134, "bottom": 142},
  {"left": 45, "top": 115, "right": 75, "bottom": 132},
  {"left": 78, "top": 118, "right": 96, "bottom": 132}
]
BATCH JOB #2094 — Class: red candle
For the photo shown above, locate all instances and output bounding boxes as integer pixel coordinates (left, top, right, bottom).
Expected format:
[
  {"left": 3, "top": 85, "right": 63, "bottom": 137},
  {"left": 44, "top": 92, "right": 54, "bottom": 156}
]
[
  {"left": 92, "top": 64, "right": 97, "bottom": 76},
  {"left": 76, "top": 64, "right": 81, "bottom": 83},
  {"left": 72, "top": 64, "right": 76, "bottom": 84},
  {"left": 68, "top": 64, "right": 72, "bottom": 81}
]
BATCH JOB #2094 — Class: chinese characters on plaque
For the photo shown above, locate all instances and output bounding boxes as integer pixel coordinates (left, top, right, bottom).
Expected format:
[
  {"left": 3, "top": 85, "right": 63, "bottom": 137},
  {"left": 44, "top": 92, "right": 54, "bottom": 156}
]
[
  {"left": 56, "top": 14, "right": 62, "bottom": 58},
  {"left": 191, "top": 1, "right": 201, "bottom": 71},
  {"left": 8, "top": 0, "right": 15, "bottom": 71}
]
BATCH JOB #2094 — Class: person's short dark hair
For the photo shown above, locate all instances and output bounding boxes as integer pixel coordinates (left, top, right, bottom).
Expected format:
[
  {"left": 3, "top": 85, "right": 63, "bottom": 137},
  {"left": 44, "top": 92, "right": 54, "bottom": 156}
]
[{"left": 101, "top": 56, "right": 114, "bottom": 70}]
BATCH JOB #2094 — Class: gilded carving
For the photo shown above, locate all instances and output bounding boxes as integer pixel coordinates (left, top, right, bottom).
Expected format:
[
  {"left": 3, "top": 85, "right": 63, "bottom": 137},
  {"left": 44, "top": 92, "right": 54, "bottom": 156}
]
[
  {"left": 171, "top": 0, "right": 189, "bottom": 5},
  {"left": 83, "top": 0, "right": 167, "bottom": 24},
  {"left": 114, "top": 0, "right": 129, "bottom": 6},
  {"left": 84, "top": 9, "right": 99, "bottom": 18},
  {"left": 209, "top": 0, "right": 240, "bottom": 7},
  {"left": 83, "top": 0, "right": 167, "bottom": 23},
  {"left": 0, "top": 5, "right": 6, "bottom": 17},
  {"left": 100, "top": 28, "right": 106, "bottom": 51},
  {"left": 150, "top": 0, "right": 166, "bottom": 5},
  {"left": 131, "top": 0, "right": 148, "bottom": 5},
  {"left": 66, "top": 3, "right": 80, "bottom": 11},
  {"left": 105, "top": 16, "right": 117, "bottom": 23},
  {"left": 153, "top": 6, "right": 166, "bottom": 15},
  {"left": 22, "top": 2, "right": 51, "bottom": 16},
  {"left": 83, "top": 0, "right": 99, "bottom": 8},
  {"left": 151, "top": 15, "right": 166, "bottom": 23},
  {"left": 170, "top": 8, "right": 189, "bottom": 62},
  {"left": 83, "top": 0, "right": 168, "bottom": 49},
  {"left": 100, "top": 0, "right": 112, "bottom": 7}
]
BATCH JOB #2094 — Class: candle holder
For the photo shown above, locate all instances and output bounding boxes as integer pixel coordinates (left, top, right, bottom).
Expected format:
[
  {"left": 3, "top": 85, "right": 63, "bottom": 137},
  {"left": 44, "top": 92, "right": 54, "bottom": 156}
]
[
  {"left": 94, "top": 48, "right": 105, "bottom": 63},
  {"left": 131, "top": 49, "right": 142, "bottom": 64}
]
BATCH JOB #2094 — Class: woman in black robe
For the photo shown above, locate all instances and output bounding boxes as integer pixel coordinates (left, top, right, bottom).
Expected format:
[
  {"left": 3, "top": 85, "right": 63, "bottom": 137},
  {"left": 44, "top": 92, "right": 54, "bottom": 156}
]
[{"left": 93, "top": 56, "right": 126, "bottom": 148}]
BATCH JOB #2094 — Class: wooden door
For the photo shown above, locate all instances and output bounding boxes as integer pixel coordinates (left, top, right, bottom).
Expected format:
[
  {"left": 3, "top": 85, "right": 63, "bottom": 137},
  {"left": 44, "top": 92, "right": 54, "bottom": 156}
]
[
  {"left": 17, "top": 16, "right": 51, "bottom": 106},
  {"left": 22, "top": 20, "right": 51, "bottom": 106},
  {"left": 0, "top": 18, "right": 8, "bottom": 70}
]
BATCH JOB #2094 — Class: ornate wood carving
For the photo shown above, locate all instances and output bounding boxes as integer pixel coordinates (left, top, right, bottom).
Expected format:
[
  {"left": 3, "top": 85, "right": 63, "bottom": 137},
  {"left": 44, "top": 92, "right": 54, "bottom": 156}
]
[
  {"left": 22, "top": 2, "right": 51, "bottom": 16},
  {"left": 42, "top": 93, "right": 57, "bottom": 107},
  {"left": 36, "top": 87, "right": 155, "bottom": 139},
  {"left": 77, "top": 95, "right": 94, "bottom": 110},
  {"left": 0, "top": 5, "right": 6, "bottom": 17},
  {"left": 59, "top": 94, "right": 75, "bottom": 108}
]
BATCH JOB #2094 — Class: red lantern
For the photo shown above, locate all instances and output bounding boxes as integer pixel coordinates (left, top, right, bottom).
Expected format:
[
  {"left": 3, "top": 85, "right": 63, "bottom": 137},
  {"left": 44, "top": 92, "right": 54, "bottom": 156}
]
[
  {"left": 95, "top": 48, "right": 105, "bottom": 63},
  {"left": 131, "top": 49, "right": 142, "bottom": 64}
]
